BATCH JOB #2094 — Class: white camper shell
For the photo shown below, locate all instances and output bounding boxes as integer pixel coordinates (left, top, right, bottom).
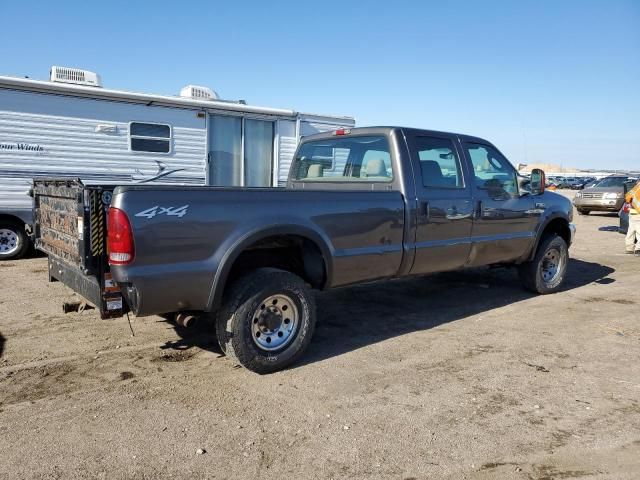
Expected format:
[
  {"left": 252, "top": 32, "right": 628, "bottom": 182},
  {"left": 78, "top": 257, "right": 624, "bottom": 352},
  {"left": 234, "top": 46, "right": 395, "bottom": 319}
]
[{"left": 0, "top": 69, "right": 354, "bottom": 259}]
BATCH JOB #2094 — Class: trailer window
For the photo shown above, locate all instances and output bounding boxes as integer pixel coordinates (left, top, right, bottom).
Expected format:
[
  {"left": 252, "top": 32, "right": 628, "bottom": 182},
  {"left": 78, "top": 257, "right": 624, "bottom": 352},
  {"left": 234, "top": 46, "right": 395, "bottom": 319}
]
[
  {"left": 291, "top": 135, "right": 392, "bottom": 182},
  {"left": 129, "top": 122, "right": 171, "bottom": 153}
]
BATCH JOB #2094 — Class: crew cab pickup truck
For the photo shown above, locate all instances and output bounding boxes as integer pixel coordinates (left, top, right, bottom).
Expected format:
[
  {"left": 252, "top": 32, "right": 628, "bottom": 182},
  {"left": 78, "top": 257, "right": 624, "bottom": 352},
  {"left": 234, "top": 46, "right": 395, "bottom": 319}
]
[{"left": 33, "top": 127, "right": 575, "bottom": 373}]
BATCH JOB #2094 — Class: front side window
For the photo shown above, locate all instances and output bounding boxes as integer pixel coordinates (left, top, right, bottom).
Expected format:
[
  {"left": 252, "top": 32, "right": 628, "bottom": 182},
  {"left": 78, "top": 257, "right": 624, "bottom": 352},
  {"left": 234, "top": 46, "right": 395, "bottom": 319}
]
[
  {"left": 290, "top": 135, "right": 392, "bottom": 182},
  {"left": 415, "top": 137, "right": 464, "bottom": 188},
  {"left": 466, "top": 143, "right": 518, "bottom": 196},
  {"left": 130, "top": 122, "right": 171, "bottom": 153}
]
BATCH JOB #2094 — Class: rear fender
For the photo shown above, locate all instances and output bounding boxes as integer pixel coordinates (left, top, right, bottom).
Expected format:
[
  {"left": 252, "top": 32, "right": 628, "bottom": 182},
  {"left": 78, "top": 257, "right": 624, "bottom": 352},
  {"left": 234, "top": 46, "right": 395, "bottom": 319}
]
[{"left": 206, "top": 225, "right": 333, "bottom": 312}]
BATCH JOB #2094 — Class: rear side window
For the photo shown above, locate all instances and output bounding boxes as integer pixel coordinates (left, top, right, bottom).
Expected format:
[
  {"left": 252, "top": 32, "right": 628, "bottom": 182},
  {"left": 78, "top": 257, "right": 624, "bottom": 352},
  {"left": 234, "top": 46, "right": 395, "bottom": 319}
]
[
  {"left": 290, "top": 135, "right": 392, "bottom": 182},
  {"left": 130, "top": 122, "right": 171, "bottom": 153},
  {"left": 414, "top": 137, "right": 464, "bottom": 188}
]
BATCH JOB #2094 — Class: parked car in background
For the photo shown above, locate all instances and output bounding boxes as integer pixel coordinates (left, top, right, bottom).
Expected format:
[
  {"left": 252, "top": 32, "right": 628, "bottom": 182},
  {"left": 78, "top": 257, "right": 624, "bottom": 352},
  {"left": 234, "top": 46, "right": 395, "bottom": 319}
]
[
  {"left": 573, "top": 175, "right": 631, "bottom": 215},
  {"left": 558, "top": 177, "right": 583, "bottom": 189},
  {"left": 555, "top": 177, "right": 587, "bottom": 190},
  {"left": 573, "top": 177, "right": 596, "bottom": 190},
  {"left": 570, "top": 178, "right": 586, "bottom": 190},
  {"left": 547, "top": 177, "right": 560, "bottom": 188}
]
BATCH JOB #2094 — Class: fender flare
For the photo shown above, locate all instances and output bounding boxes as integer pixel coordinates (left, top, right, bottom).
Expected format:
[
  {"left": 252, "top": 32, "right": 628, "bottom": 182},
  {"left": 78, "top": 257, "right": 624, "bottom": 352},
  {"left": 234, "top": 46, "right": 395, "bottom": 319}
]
[
  {"left": 206, "top": 224, "right": 334, "bottom": 312},
  {"left": 527, "top": 213, "right": 571, "bottom": 261}
]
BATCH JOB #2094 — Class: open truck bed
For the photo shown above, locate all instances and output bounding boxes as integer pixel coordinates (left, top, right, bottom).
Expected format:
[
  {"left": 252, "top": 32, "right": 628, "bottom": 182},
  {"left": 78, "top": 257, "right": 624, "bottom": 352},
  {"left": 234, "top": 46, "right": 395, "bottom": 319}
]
[{"left": 32, "top": 178, "right": 127, "bottom": 318}]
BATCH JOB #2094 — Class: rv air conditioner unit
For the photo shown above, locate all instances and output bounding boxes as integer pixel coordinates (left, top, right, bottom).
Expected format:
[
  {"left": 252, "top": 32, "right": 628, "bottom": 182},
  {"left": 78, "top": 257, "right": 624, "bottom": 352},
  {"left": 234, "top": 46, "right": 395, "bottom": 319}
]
[
  {"left": 50, "top": 66, "right": 102, "bottom": 87},
  {"left": 180, "top": 85, "right": 219, "bottom": 101}
]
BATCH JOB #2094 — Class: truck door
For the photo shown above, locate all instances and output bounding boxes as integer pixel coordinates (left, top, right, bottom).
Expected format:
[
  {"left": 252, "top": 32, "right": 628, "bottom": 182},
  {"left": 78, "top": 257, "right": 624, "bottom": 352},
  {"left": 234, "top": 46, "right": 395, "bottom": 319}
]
[
  {"left": 462, "top": 141, "right": 536, "bottom": 266},
  {"left": 407, "top": 134, "right": 474, "bottom": 275}
]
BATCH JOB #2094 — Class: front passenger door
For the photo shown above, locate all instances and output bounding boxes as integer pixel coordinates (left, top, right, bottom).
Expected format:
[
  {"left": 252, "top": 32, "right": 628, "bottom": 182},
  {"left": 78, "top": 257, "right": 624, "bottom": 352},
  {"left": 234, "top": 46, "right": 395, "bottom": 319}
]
[{"left": 463, "top": 142, "right": 536, "bottom": 266}]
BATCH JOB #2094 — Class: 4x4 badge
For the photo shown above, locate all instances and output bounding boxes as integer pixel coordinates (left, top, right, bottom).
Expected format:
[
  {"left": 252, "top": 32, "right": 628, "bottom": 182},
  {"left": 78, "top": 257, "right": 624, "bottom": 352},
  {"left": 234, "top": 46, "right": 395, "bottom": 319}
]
[{"left": 134, "top": 205, "right": 189, "bottom": 219}]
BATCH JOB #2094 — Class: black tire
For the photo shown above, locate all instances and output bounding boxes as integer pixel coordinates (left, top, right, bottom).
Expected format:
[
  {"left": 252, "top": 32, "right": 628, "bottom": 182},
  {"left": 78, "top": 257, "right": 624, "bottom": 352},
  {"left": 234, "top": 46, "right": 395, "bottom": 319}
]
[
  {"left": 577, "top": 209, "right": 590, "bottom": 215},
  {"left": 518, "top": 234, "right": 568, "bottom": 294},
  {"left": 216, "top": 268, "right": 316, "bottom": 374},
  {"left": 0, "top": 220, "right": 30, "bottom": 260}
]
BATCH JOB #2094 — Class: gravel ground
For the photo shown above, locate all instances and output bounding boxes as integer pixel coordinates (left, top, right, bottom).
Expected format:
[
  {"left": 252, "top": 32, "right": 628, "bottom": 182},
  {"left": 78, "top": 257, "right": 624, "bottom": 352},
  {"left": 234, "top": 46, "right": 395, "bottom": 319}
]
[{"left": 0, "top": 191, "right": 638, "bottom": 479}]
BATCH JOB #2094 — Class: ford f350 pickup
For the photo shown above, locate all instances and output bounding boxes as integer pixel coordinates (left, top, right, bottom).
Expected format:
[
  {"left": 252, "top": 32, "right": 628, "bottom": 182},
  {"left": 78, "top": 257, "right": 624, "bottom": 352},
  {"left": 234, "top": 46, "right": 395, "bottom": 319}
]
[{"left": 33, "top": 127, "right": 575, "bottom": 373}]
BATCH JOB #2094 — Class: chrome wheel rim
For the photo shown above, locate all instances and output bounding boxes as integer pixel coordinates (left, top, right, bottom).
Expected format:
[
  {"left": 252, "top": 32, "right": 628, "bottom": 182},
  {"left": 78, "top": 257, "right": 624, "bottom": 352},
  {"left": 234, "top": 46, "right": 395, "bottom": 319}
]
[
  {"left": 541, "top": 247, "right": 563, "bottom": 284},
  {"left": 0, "top": 228, "right": 19, "bottom": 255},
  {"left": 251, "top": 294, "right": 299, "bottom": 351}
]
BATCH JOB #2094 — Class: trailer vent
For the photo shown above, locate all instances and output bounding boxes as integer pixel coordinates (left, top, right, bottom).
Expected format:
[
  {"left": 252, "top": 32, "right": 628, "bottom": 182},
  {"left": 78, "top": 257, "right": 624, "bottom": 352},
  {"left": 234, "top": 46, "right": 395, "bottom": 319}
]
[
  {"left": 179, "top": 85, "right": 219, "bottom": 101},
  {"left": 50, "top": 66, "right": 102, "bottom": 87}
]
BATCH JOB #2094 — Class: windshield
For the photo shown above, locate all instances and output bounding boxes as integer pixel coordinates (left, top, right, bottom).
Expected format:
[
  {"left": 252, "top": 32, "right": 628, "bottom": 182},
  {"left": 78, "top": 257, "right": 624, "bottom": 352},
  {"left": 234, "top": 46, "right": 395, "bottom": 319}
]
[
  {"left": 290, "top": 135, "right": 392, "bottom": 182},
  {"left": 595, "top": 177, "right": 627, "bottom": 187}
]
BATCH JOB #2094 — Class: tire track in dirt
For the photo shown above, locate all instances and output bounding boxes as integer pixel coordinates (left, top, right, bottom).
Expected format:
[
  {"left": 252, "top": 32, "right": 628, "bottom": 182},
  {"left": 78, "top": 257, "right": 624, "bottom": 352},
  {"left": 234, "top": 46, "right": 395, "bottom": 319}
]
[{"left": 0, "top": 343, "right": 209, "bottom": 408}]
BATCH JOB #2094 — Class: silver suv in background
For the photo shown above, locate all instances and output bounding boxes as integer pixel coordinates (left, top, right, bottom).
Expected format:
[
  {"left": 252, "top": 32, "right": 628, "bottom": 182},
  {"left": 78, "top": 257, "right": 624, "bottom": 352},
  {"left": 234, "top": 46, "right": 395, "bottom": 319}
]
[{"left": 573, "top": 176, "right": 634, "bottom": 215}]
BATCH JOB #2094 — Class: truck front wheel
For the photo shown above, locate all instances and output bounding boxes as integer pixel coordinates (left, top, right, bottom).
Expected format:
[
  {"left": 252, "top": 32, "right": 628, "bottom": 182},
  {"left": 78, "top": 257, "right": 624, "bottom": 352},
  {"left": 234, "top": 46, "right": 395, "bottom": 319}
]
[
  {"left": 216, "top": 268, "right": 316, "bottom": 374},
  {"left": 518, "top": 234, "right": 568, "bottom": 294}
]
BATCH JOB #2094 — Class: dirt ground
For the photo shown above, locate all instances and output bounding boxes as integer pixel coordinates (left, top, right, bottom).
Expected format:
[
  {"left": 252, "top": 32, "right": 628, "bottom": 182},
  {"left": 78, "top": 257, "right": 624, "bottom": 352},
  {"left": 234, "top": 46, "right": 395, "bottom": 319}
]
[{"left": 1, "top": 191, "right": 638, "bottom": 480}]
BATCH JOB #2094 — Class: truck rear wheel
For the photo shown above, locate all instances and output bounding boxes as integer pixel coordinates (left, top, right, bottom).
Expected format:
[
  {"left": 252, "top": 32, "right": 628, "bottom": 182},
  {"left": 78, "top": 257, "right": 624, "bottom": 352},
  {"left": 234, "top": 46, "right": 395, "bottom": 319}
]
[
  {"left": 0, "top": 220, "right": 29, "bottom": 260},
  {"left": 518, "top": 234, "right": 568, "bottom": 294},
  {"left": 216, "top": 268, "right": 316, "bottom": 374}
]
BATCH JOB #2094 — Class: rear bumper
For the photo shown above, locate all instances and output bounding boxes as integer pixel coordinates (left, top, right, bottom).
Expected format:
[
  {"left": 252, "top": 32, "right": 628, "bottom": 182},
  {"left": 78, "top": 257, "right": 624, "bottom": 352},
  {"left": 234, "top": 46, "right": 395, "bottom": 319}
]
[{"left": 47, "top": 256, "right": 127, "bottom": 319}]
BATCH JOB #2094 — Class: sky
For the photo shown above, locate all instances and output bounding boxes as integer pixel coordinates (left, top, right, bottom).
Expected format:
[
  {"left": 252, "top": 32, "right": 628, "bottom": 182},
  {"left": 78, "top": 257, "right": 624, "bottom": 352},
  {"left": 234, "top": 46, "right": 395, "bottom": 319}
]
[{"left": 1, "top": 0, "right": 638, "bottom": 170}]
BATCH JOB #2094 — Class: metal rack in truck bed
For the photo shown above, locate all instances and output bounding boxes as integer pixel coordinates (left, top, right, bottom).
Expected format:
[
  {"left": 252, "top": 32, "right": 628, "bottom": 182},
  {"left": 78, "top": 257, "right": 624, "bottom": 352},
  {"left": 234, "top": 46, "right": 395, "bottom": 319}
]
[{"left": 32, "top": 178, "right": 126, "bottom": 318}]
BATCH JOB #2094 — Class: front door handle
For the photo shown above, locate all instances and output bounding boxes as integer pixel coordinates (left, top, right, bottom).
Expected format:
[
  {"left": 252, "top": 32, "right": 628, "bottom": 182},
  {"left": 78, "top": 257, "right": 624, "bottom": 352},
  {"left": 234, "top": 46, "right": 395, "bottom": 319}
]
[
  {"left": 482, "top": 207, "right": 505, "bottom": 219},
  {"left": 421, "top": 201, "right": 430, "bottom": 217},
  {"left": 475, "top": 200, "right": 483, "bottom": 219}
]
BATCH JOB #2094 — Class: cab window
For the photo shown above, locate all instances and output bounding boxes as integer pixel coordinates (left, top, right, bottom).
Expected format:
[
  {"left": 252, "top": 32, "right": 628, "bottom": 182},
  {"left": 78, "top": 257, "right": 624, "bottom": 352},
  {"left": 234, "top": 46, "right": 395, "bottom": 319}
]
[
  {"left": 415, "top": 137, "right": 464, "bottom": 188},
  {"left": 466, "top": 143, "right": 518, "bottom": 196},
  {"left": 290, "top": 135, "right": 392, "bottom": 182}
]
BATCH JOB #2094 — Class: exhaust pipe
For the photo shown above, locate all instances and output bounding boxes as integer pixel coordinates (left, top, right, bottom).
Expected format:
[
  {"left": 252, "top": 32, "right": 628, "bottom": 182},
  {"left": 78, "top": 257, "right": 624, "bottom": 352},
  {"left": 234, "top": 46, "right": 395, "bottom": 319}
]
[
  {"left": 176, "top": 312, "right": 197, "bottom": 328},
  {"left": 62, "top": 301, "right": 94, "bottom": 314}
]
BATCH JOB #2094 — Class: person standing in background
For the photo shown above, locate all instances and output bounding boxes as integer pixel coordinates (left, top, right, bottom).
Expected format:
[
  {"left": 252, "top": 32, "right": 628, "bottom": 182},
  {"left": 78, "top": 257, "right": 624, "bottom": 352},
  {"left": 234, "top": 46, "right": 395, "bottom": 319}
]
[{"left": 625, "top": 181, "right": 640, "bottom": 255}]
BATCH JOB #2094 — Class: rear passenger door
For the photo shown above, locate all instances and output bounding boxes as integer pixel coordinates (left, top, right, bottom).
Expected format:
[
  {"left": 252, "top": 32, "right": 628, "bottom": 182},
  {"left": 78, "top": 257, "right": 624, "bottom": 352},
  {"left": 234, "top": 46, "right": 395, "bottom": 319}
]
[{"left": 407, "top": 134, "right": 474, "bottom": 275}]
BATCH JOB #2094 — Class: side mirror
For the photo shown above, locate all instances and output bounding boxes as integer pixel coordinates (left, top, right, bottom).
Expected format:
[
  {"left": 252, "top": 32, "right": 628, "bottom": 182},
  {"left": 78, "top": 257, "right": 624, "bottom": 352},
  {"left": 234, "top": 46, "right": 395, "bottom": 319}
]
[{"left": 530, "top": 169, "right": 545, "bottom": 195}]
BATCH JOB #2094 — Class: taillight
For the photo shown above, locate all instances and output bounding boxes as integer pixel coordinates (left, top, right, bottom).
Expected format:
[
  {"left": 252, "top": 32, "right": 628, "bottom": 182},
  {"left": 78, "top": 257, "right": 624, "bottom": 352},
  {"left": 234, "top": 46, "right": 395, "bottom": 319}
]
[
  {"left": 107, "top": 207, "right": 134, "bottom": 265},
  {"left": 623, "top": 203, "right": 631, "bottom": 214},
  {"left": 333, "top": 128, "right": 351, "bottom": 136}
]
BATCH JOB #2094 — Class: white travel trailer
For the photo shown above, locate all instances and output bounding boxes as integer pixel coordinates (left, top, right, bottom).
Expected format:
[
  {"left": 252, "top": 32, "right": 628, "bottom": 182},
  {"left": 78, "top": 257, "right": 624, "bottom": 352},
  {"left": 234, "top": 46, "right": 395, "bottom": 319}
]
[{"left": 0, "top": 67, "right": 354, "bottom": 259}]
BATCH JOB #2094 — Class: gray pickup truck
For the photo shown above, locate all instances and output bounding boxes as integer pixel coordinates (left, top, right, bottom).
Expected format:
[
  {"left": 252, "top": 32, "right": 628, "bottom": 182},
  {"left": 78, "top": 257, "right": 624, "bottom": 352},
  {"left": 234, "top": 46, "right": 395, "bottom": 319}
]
[{"left": 33, "top": 127, "right": 575, "bottom": 373}]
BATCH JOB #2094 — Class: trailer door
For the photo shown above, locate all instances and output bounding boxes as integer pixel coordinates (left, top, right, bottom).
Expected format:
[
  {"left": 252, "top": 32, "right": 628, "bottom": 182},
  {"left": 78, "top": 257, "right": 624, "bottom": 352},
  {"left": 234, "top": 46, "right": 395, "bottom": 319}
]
[{"left": 208, "top": 115, "right": 274, "bottom": 187}]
